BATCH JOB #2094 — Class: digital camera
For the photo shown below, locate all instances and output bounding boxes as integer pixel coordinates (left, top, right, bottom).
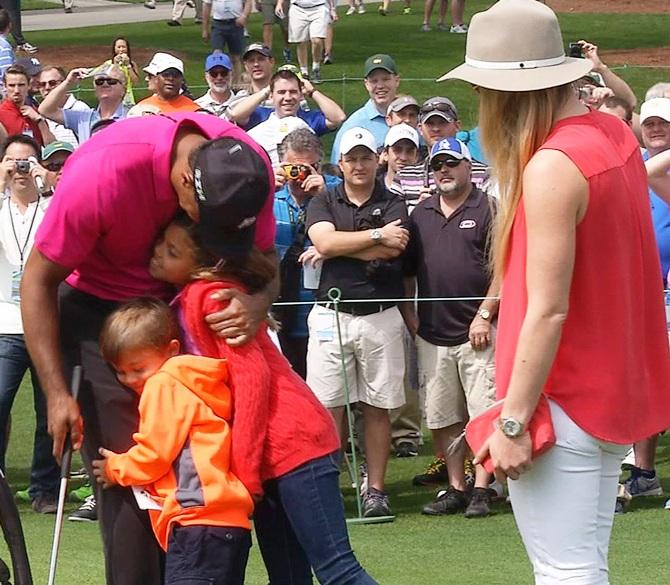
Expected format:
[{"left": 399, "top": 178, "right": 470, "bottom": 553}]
[
  {"left": 15, "top": 160, "right": 31, "bottom": 174},
  {"left": 282, "top": 164, "right": 312, "bottom": 182}
]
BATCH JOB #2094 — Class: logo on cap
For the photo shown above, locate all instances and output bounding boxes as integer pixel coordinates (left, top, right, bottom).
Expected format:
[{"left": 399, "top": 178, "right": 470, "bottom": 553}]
[
  {"left": 356, "top": 133, "right": 363, "bottom": 139},
  {"left": 373, "top": 58, "right": 382, "bottom": 64}
]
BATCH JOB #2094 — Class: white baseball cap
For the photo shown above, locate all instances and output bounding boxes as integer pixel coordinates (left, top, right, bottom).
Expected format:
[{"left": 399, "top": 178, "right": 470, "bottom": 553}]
[
  {"left": 144, "top": 52, "right": 184, "bottom": 75},
  {"left": 339, "top": 127, "right": 378, "bottom": 156},
  {"left": 384, "top": 123, "right": 420, "bottom": 148},
  {"left": 640, "top": 98, "right": 670, "bottom": 124}
]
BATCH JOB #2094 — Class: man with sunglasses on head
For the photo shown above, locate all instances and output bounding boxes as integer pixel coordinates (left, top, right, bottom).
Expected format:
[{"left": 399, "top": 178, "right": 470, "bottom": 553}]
[
  {"left": 136, "top": 53, "right": 199, "bottom": 114},
  {"left": 36, "top": 66, "right": 87, "bottom": 147},
  {"left": 39, "top": 64, "right": 128, "bottom": 145},
  {"left": 402, "top": 137, "right": 498, "bottom": 519},
  {"left": 195, "top": 52, "right": 238, "bottom": 117}
]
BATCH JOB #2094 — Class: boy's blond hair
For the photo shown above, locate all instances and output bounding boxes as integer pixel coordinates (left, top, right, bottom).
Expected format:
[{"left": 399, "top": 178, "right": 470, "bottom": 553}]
[{"left": 100, "top": 297, "right": 180, "bottom": 364}]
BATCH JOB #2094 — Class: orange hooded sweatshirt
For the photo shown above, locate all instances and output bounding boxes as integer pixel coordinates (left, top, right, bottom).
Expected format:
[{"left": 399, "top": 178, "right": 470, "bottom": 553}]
[{"left": 104, "top": 355, "right": 253, "bottom": 551}]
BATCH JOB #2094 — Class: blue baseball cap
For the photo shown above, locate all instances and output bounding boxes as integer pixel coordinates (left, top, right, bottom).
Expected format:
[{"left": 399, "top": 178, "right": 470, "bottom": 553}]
[
  {"left": 429, "top": 137, "right": 471, "bottom": 162},
  {"left": 205, "top": 53, "right": 232, "bottom": 72}
]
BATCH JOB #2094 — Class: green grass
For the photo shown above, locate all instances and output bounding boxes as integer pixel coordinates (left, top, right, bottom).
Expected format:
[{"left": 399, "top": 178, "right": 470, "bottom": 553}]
[
  {"left": 23, "top": 0, "right": 63, "bottom": 10},
  {"left": 4, "top": 373, "right": 670, "bottom": 584}
]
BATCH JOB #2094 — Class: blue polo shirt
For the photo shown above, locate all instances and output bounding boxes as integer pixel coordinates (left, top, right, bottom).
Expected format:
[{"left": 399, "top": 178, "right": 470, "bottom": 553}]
[
  {"left": 330, "top": 99, "right": 389, "bottom": 163},
  {"left": 63, "top": 102, "right": 128, "bottom": 144},
  {"left": 644, "top": 150, "right": 670, "bottom": 282},
  {"left": 274, "top": 174, "right": 342, "bottom": 337},
  {"left": 247, "top": 106, "right": 330, "bottom": 135}
]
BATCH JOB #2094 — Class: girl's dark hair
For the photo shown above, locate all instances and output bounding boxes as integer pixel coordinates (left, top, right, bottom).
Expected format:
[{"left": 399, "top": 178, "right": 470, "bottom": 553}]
[
  {"left": 171, "top": 213, "right": 276, "bottom": 294},
  {"left": 111, "top": 37, "right": 133, "bottom": 62}
]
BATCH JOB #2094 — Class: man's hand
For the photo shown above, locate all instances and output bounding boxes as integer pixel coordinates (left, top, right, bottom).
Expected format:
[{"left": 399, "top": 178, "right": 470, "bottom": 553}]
[
  {"left": 379, "top": 218, "right": 409, "bottom": 250},
  {"left": 330, "top": 6, "right": 338, "bottom": 21},
  {"left": 417, "top": 186, "right": 434, "bottom": 204},
  {"left": 469, "top": 316, "right": 492, "bottom": 351},
  {"left": 300, "top": 168, "right": 325, "bottom": 193},
  {"left": 48, "top": 392, "right": 83, "bottom": 462},
  {"left": 0, "top": 158, "right": 15, "bottom": 192},
  {"left": 299, "top": 245, "right": 323, "bottom": 266},
  {"left": 205, "top": 288, "right": 270, "bottom": 346},
  {"left": 235, "top": 14, "right": 247, "bottom": 27},
  {"left": 19, "top": 106, "right": 41, "bottom": 122},
  {"left": 578, "top": 40, "right": 605, "bottom": 72},
  {"left": 30, "top": 160, "right": 52, "bottom": 191},
  {"left": 302, "top": 78, "right": 315, "bottom": 97},
  {"left": 275, "top": 3, "right": 285, "bottom": 18},
  {"left": 202, "top": 25, "right": 210, "bottom": 42},
  {"left": 65, "top": 67, "right": 91, "bottom": 88},
  {"left": 274, "top": 165, "right": 287, "bottom": 189},
  {"left": 403, "top": 309, "right": 418, "bottom": 338},
  {"left": 92, "top": 447, "right": 118, "bottom": 488}
]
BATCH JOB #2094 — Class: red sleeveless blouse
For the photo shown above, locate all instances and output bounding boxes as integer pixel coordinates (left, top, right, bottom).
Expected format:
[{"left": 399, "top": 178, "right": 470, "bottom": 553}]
[{"left": 496, "top": 110, "right": 670, "bottom": 444}]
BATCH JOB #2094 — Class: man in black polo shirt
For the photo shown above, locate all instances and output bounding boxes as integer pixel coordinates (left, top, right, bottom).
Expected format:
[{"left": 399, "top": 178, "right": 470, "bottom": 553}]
[
  {"left": 306, "top": 126, "right": 409, "bottom": 519},
  {"left": 403, "top": 137, "right": 498, "bottom": 519}
]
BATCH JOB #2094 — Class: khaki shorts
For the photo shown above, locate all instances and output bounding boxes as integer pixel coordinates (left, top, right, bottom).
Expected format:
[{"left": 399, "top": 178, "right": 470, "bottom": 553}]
[
  {"left": 288, "top": 3, "right": 330, "bottom": 43},
  {"left": 261, "top": 0, "right": 288, "bottom": 25},
  {"left": 306, "top": 305, "right": 406, "bottom": 409},
  {"left": 416, "top": 335, "right": 496, "bottom": 430}
]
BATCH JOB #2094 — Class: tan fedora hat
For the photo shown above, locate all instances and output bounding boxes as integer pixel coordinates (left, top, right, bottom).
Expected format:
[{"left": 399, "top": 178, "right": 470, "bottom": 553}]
[{"left": 438, "top": 0, "right": 592, "bottom": 92}]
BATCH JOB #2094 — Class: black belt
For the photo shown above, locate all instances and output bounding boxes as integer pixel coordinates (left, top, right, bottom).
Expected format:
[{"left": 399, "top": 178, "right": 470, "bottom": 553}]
[
  {"left": 331, "top": 301, "right": 396, "bottom": 317},
  {"left": 214, "top": 18, "right": 238, "bottom": 23}
]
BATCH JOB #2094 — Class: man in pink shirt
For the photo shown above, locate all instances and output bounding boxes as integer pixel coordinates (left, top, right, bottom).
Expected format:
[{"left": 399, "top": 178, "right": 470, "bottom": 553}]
[{"left": 20, "top": 112, "right": 277, "bottom": 585}]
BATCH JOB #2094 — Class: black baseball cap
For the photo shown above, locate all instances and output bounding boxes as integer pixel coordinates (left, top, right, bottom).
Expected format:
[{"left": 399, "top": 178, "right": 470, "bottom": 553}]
[{"left": 193, "top": 138, "right": 270, "bottom": 258}]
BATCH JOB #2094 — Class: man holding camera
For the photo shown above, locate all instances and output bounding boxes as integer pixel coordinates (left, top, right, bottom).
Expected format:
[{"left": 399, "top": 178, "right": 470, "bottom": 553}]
[
  {"left": 273, "top": 128, "right": 341, "bottom": 378},
  {"left": 306, "top": 126, "right": 408, "bottom": 518}
]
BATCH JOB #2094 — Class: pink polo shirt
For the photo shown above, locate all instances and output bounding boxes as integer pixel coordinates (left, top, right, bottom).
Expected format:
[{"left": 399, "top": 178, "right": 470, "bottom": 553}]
[{"left": 35, "top": 113, "right": 276, "bottom": 301}]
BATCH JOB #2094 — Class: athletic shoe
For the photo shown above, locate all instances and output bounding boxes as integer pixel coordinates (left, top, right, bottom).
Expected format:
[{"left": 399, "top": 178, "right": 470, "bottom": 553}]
[
  {"left": 615, "top": 483, "right": 632, "bottom": 515},
  {"left": 15, "top": 489, "right": 31, "bottom": 503},
  {"left": 450, "top": 23, "right": 468, "bottom": 33},
  {"left": 437, "top": 23, "right": 449, "bottom": 31},
  {"left": 623, "top": 467, "right": 663, "bottom": 497},
  {"left": 68, "top": 495, "right": 97, "bottom": 522},
  {"left": 394, "top": 441, "right": 418, "bottom": 458},
  {"left": 186, "top": 0, "right": 195, "bottom": 6},
  {"left": 358, "top": 462, "right": 368, "bottom": 496},
  {"left": 412, "top": 457, "right": 448, "bottom": 486},
  {"left": 31, "top": 493, "right": 57, "bottom": 514},
  {"left": 346, "top": 6, "right": 356, "bottom": 15},
  {"left": 363, "top": 488, "right": 392, "bottom": 517},
  {"left": 244, "top": 27, "right": 250, "bottom": 38},
  {"left": 422, "top": 486, "right": 468, "bottom": 516},
  {"left": 357, "top": 4, "right": 365, "bottom": 14},
  {"left": 464, "top": 487, "right": 491, "bottom": 518},
  {"left": 311, "top": 68, "right": 321, "bottom": 84},
  {"left": 70, "top": 483, "right": 93, "bottom": 503},
  {"left": 167, "top": 20, "right": 181, "bottom": 26},
  {"left": 144, "top": 0, "right": 156, "bottom": 8},
  {"left": 282, "top": 48, "right": 292, "bottom": 63},
  {"left": 664, "top": 497, "right": 670, "bottom": 510},
  {"left": 402, "top": 6, "right": 411, "bottom": 14},
  {"left": 420, "top": 23, "right": 431, "bottom": 32},
  {"left": 378, "top": 6, "right": 386, "bottom": 15},
  {"left": 64, "top": 7, "right": 72, "bottom": 12},
  {"left": 488, "top": 478, "right": 505, "bottom": 500},
  {"left": 194, "top": 18, "right": 203, "bottom": 24},
  {"left": 17, "top": 43, "right": 38, "bottom": 54},
  {"left": 323, "top": 53, "right": 332, "bottom": 65}
]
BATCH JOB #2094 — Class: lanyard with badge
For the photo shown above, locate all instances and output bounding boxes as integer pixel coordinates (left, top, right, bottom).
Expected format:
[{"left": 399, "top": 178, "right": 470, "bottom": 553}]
[{"left": 7, "top": 196, "right": 40, "bottom": 303}]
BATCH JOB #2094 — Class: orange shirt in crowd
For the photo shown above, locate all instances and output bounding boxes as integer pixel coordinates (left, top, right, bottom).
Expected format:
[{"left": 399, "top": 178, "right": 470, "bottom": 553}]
[{"left": 135, "top": 94, "right": 200, "bottom": 113}]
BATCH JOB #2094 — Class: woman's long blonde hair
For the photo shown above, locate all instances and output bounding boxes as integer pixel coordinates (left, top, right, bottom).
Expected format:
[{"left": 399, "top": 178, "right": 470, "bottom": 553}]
[{"left": 479, "top": 83, "right": 575, "bottom": 280}]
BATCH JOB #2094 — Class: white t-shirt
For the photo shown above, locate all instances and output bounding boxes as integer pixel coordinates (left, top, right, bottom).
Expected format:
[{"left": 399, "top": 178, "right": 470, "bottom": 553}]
[
  {"left": 202, "top": 0, "right": 244, "bottom": 20},
  {"left": 247, "top": 113, "right": 312, "bottom": 165},
  {"left": 0, "top": 195, "right": 50, "bottom": 334}
]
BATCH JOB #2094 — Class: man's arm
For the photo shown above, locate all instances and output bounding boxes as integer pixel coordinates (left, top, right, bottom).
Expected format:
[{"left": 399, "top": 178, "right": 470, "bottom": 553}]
[
  {"left": 646, "top": 149, "right": 670, "bottom": 204},
  {"left": 226, "top": 88, "right": 270, "bottom": 126},
  {"left": 399, "top": 276, "right": 418, "bottom": 337},
  {"left": 580, "top": 40, "right": 637, "bottom": 108},
  {"left": 309, "top": 219, "right": 408, "bottom": 258},
  {"left": 202, "top": 0, "right": 212, "bottom": 41},
  {"left": 21, "top": 249, "right": 82, "bottom": 459},
  {"left": 302, "top": 81, "right": 346, "bottom": 129},
  {"left": 469, "top": 278, "right": 500, "bottom": 351},
  {"left": 38, "top": 68, "right": 88, "bottom": 126}
]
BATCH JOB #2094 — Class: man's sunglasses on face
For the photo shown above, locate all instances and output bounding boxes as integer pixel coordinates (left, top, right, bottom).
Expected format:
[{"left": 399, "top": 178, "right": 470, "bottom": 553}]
[
  {"left": 430, "top": 157, "right": 463, "bottom": 172},
  {"left": 94, "top": 78, "right": 121, "bottom": 87},
  {"left": 39, "top": 79, "right": 62, "bottom": 89},
  {"left": 45, "top": 161, "right": 65, "bottom": 172}
]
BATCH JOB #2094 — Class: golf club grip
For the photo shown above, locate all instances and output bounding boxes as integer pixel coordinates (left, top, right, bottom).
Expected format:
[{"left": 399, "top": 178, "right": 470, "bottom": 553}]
[{"left": 60, "top": 365, "right": 82, "bottom": 478}]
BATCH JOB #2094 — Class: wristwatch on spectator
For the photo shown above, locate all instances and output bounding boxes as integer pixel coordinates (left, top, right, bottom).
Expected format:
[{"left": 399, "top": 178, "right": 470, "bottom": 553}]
[
  {"left": 370, "top": 229, "right": 382, "bottom": 242},
  {"left": 497, "top": 416, "right": 525, "bottom": 438},
  {"left": 477, "top": 308, "right": 491, "bottom": 320}
]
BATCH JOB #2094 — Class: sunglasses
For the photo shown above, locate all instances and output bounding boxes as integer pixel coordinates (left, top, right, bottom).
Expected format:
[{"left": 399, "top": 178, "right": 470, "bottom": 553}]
[
  {"left": 45, "top": 161, "right": 65, "bottom": 171},
  {"left": 430, "top": 157, "right": 463, "bottom": 172},
  {"left": 208, "top": 69, "right": 230, "bottom": 79},
  {"left": 38, "top": 79, "right": 63, "bottom": 89},
  {"left": 94, "top": 78, "right": 121, "bottom": 87}
]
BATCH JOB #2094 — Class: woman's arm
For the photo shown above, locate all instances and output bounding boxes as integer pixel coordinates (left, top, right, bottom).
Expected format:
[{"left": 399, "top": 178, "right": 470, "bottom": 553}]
[
  {"left": 483, "top": 149, "right": 588, "bottom": 480},
  {"left": 646, "top": 149, "right": 670, "bottom": 204}
]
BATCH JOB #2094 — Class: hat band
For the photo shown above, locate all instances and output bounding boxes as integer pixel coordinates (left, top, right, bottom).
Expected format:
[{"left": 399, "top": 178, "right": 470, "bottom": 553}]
[{"left": 465, "top": 54, "right": 566, "bottom": 71}]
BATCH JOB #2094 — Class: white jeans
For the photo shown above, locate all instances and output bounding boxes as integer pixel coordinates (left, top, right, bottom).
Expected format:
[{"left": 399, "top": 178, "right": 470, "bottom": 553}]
[{"left": 508, "top": 401, "right": 629, "bottom": 585}]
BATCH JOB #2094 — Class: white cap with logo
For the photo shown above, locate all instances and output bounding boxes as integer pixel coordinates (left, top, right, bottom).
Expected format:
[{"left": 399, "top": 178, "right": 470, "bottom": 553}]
[
  {"left": 339, "top": 127, "right": 378, "bottom": 156},
  {"left": 144, "top": 52, "right": 184, "bottom": 75},
  {"left": 384, "top": 123, "right": 420, "bottom": 148},
  {"left": 640, "top": 98, "right": 670, "bottom": 124}
]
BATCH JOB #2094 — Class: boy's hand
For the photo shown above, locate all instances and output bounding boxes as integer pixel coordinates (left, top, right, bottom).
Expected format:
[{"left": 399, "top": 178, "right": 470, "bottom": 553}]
[{"left": 92, "top": 447, "right": 118, "bottom": 488}]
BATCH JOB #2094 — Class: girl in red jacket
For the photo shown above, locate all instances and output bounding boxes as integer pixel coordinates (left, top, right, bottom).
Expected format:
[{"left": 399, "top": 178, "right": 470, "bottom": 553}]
[{"left": 149, "top": 212, "right": 378, "bottom": 585}]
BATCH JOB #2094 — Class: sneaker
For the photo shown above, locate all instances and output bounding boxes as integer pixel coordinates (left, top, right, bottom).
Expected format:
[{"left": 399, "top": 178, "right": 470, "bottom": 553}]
[
  {"left": 464, "top": 487, "right": 491, "bottom": 518},
  {"left": 395, "top": 441, "right": 418, "bottom": 458},
  {"left": 363, "top": 487, "right": 392, "bottom": 517},
  {"left": 615, "top": 482, "right": 632, "bottom": 514},
  {"left": 421, "top": 23, "right": 431, "bottom": 32},
  {"left": 323, "top": 53, "right": 332, "bottom": 65},
  {"left": 378, "top": 5, "right": 386, "bottom": 15},
  {"left": 31, "top": 493, "right": 57, "bottom": 514},
  {"left": 346, "top": 6, "right": 356, "bottom": 15},
  {"left": 17, "top": 43, "right": 38, "bottom": 54},
  {"left": 664, "top": 497, "right": 670, "bottom": 510},
  {"left": 15, "top": 489, "right": 31, "bottom": 503},
  {"left": 450, "top": 23, "right": 468, "bottom": 33},
  {"left": 244, "top": 27, "right": 250, "bottom": 38},
  {"left": 70, "top": 483, "right": 93, "bottom": 503},
  {"left": 412, "top": 457, "right": 448, "bottom": 486},
  {"left": 358, "top": 462, "right": 368, "bottom": 496},
  {"left": 167, "top": 20, "right": 181, "bottom": 26},
  {"left": 311, "top": 68, "right": 321, "bottom": 84},
  {"left": 68, "top": 495, "right": 97, "bottom": 522},
  {"left": 144, "top": 0, "right": 156, "bottom": 8},
  {"left": 488, "top": 478, "right": 505, "bottom": 500},
  {"left": 194, "top": 18, "right": 203, "bottom": 24},
  {"left": 422, "top": 486, "right": 468, "bottom": 516},
  {"left": 614, "top": 498, "right": 627, "bottom": 515},
  {"left": 357, "top": 4, "right": 365, "bottom": 13},
  {"left": 186, "top": 0, "right": 195, "bottom": 6},
  {"left": 402, "top": 6, "right": 411, "bottom": 14},
  {"left": 437, "top": 23, "right": 449, "bottom": 31},
  {"left": 623, "top": 467, "right": 663, "bottom": 497},
  {"left": 282, "top": 48, "right": 292, "bottom": 63},
  {"left": 64, "top": 6, "right": 72, "bottom": 12}
]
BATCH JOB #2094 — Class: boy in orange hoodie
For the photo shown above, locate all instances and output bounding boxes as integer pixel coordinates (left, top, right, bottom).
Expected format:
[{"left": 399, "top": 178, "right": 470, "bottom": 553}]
[{"left": 91, "top": 297, "right": 254, "bottom": 585}]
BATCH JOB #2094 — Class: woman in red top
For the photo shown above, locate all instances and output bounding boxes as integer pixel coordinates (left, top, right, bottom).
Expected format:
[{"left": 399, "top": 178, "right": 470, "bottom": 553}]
[{"left": 441, "top": 1, "right": 670, "bottom": 583}]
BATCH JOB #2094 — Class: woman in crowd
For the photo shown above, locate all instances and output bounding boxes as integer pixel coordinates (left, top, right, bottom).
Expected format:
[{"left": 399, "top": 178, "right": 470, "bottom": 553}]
[
  {"left": 101, "top": 37, "right": 140, "bottom": 106},
  {"left": 441, "top": 1, "right": 670, "bottom": 583}
]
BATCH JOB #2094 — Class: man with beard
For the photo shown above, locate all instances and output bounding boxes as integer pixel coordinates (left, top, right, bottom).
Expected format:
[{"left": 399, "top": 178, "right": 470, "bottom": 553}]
[
  {"left": 195, "top": 53, "right": 237, "bottom": 117},
  {"left": 402, "top": 138, "right": 498, "bottom": 518},
  {"left": 135, "top": 53, "right": 199, "bottom": 114}
]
